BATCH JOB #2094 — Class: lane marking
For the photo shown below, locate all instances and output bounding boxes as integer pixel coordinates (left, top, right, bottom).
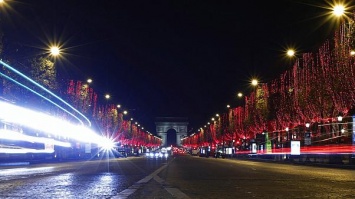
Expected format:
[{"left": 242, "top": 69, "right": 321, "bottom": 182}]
[
  {"left": 137, "top": 164, "right": 167, "bottom": 184},
  {"left": 153, "top": 175, "right": 165, "bottom": 184},
  {"left": 113, "top": 164, "right": 167, "bottom": 198},
  {"left": 114, "top": 158, "right": 190, "bottom": 199},
  {"left": 113, "top": 188, "right": 137, "bottom": 199},
  {"left": 165, "top": 188, "right": 190, "bottom": 199}
]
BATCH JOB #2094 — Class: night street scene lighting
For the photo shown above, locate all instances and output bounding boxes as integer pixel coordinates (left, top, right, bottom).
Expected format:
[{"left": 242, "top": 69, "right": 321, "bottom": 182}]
[{"left": 0, "top": 1, "right": 355, "bottom": 198}]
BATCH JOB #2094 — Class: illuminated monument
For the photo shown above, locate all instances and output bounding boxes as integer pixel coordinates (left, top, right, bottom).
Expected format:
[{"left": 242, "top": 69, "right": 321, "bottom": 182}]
[{"left": 155, "top": 117, "right": 188, "bottom": 146}]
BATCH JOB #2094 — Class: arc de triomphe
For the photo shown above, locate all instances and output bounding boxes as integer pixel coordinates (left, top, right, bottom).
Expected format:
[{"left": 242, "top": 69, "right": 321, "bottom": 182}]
[{"left": 155, "top": 117, "right": 188, "bottom": 146}]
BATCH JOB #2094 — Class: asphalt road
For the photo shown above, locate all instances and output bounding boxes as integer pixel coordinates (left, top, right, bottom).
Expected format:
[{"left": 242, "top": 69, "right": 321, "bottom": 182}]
[{"left": 0, "top": 155, "right": 354, "bottom": 199}]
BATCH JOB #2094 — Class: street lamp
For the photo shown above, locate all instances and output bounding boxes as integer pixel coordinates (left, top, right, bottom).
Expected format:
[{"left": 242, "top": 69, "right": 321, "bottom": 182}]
[
  {"left": 337, "top": 115, "right": 343, "bottom": 122},
  {"left": 105, "top": 94, "right": 110, "bottom": 100},
  {"left": 305, "top": 123, "right": 310, "bottom": 128},
  {"left": 332, "top": 4, "right": 345, "bottom": 17},
  {"left": 87, "top": 78, "right": 93, "bottom": 84},
  {"left": 330, "top": 4, "right": 355, "bottom": 55},
  {"left": 285, "top": 127, "right": 290, "bottom": 143},
  {"left": 49, "top": 46, "right": 61, "bottom": 57},
  {"left": 337, "top": 115, "right": 343, "bottom": 138},
  {"left": 251, "top": 79, "right": 258, "bottom": 86},
  {"left": 286, "top": 49, "right": 295, "bottom": 57}
]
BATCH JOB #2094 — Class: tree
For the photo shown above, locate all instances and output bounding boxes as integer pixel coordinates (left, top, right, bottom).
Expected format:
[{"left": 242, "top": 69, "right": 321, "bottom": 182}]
[{"left": 29, "top": 56, "right": 58, "bottom": 91}]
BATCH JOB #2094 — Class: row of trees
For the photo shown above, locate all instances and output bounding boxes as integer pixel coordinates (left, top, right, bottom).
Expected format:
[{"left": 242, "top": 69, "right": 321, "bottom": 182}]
[
  {"left": 0, "top": 40, "right": 161, "bottom": 149},
  {"left": 183, "top": 14, "right": 355, "bottom": 148}
]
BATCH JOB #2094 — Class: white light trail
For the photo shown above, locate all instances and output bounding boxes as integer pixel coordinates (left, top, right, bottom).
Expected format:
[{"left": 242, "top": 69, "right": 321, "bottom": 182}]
[
  {"left": 0, "top": 147, "right": 55, "bottom": 154},
  {"left": 0, "top": 129, "right": 71, "bottom": 147},
  {"left": 0, "top": 73, "right": 84, "bottom": 125},
  {"left": 0, "top": 101, "right": 112, "bottom": 147},
  {"left": 0, "top": 60, "right": 91, "bottom": 126}
]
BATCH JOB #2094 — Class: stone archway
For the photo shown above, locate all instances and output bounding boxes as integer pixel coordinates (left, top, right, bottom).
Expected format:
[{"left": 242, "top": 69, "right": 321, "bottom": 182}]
[
  {"left": 166, "top": 129, "right": 177, "bottom": 146},
  {"left": 155, "top": 117, "right": 188, "bottom": 146}
]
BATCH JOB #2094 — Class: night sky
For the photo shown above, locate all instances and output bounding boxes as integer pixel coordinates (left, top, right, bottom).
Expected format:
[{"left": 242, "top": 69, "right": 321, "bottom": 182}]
[{"left": 2, "top": 0, "right": 341, "bottom": 133}]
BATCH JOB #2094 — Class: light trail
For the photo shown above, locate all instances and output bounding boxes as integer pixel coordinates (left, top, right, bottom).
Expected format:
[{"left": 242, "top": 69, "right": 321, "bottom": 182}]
[
  {"left": 243, "top": 144, "right": 355, "bottom": 155},
  {"left": 0, "top": 129, "right": 71, "bottom": 148},
  {"left": 0, "top": 60, "right": 91, "bottom": 126},
  {"left": 0, "top": 146, "right": 55, "bottom": 154},
  {"left": 0, "top": 101, "right": 112, "bottom": 149},
  {"left": 0, "top": 72, "right": 84, "bottom": 125}
]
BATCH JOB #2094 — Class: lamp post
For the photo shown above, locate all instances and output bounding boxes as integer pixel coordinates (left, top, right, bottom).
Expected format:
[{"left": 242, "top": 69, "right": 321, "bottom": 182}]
[
  {"left": 285, "top": 127, "right": 289, "bottom": 145},
  {"left": 305, "top": 123, "right": 311, "bottom": 146},
  {"left": 285, "top": 127, "right": 290, "bottom": 159},
  {"left": 104, "top": 94, "right": 110, "bottom": 137},
  {"left": 337, "top": 116, "right": 343, "bottom": 142},
  {"left": 130, "top": 118, "right": 133, "bottom": 137}
]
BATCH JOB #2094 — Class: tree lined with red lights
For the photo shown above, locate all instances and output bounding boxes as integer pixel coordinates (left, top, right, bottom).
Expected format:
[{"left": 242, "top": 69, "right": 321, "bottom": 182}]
[
  {"left": 66, "top": 80, "right": 161, "bottom": 147},
  {"left": 183, "top": 12, "right": 355, "bottom": 148}
]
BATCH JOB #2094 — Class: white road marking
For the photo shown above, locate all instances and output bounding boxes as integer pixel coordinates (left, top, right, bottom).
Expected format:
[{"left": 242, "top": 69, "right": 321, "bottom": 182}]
[
  {"left": 137, "top": 164, "right": 167, "bottom": 183},
  {"left": 165, "top": 188, "right": 190, "bottom": 199},
  {"left": 113, "top": 164, "right": 167, "bottom": 198},
  {"left": 114, "top": 159, "right": 190, "bottom": 199}
]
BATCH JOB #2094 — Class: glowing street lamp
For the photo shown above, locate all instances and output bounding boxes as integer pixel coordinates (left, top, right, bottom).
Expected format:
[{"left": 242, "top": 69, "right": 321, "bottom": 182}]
[
  {"left": 105, "top": 94, "right": 110, "bottom": 100},
  {"left": 123, "top": 110, "right": 128, "bottom": 115},
  {"left": 337, "top": 115, "right": 343, "bottom": 138},
  {"left": 87, "top": 78, "right": 93, "bottom": 84},
  {"left": 305, "top": 123, "right": 310, "bottom": 128},
  {"left": 332, "top": 4, "right": 345, "bottom": 17},
  {"left": 237, "top": 92, "right": 243, "bottom": 98},
  {"left": 251, "top": 79, "right": 258, "bottom": 86},
  {"left": 287, "top": 49, "right": 295, "bottom": 57},
  {"left": 49, "top": 46, "right": 60, "bottom": 56},
  {"left": 285, "top": 127, "right": 290, "bottom": 141},
  {"left": 337, "top": 115, "right": 343, "bottom": 122}
]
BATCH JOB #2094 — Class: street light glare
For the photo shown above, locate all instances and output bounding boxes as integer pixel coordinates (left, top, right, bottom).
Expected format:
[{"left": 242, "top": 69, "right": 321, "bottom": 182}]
[
  {"left": 251, "top": 79, "right": 258, "bottom": 86},
  {"left": 333, "top": 5, "right": 345, "bottom": 17},
  {"left": 287, "top": 49, "right": 295, "bottom": 57},
  {"left": 50, "top": 46, "right": 60, "bottom": 56},
  {"left": 237, "top": 92, "right": 243, "bottom": 98}
]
